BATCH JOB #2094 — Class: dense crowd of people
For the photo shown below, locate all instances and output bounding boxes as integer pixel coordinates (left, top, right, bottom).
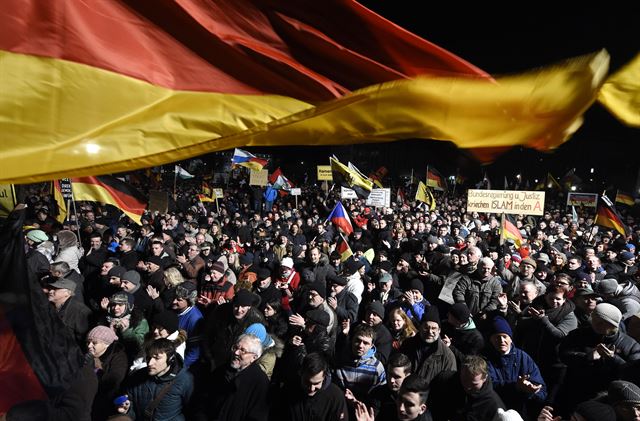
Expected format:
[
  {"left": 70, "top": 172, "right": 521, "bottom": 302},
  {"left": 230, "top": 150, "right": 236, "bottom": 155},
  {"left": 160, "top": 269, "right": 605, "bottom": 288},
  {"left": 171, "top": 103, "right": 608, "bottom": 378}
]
[{"left": 5, "top": 174, "right": 640, "bottom": 421}]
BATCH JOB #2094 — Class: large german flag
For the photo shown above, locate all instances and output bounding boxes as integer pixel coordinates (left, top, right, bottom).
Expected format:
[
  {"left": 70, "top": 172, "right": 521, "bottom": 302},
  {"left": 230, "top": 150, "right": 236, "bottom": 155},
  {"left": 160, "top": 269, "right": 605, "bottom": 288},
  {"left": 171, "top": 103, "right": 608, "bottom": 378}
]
[
  {"left": 71, "top": 176, "right": 147, "bottom": 225},
  {"left": 1, "top": 207, "right": 83, "bottom": 413},
  {"left": 426, "top": 167, "right": 447, "bottom": 191},
  {"left": 0, "top": 1, "right": 609, "bottom": 183},
  {"left": 596, "top": 195, "right": 629, "bottom": 236}
]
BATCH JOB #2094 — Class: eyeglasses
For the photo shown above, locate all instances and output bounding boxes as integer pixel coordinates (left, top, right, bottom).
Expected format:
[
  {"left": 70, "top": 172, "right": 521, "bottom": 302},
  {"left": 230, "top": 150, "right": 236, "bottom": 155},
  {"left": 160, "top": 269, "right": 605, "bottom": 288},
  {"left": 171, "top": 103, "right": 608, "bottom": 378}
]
[{"left": 231, "top": 344, "right": 255, "bottom": 356}]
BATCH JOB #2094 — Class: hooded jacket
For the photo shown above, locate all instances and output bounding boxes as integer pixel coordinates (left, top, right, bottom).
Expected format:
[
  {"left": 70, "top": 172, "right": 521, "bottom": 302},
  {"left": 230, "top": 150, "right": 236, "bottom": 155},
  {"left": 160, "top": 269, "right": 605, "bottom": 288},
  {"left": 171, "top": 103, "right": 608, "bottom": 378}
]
[
  {"left": 334, "top": 345, "right": 386, "bottom": 400},
  {"left": 283, "top": 372, "right": 349, "bottom": 421}
]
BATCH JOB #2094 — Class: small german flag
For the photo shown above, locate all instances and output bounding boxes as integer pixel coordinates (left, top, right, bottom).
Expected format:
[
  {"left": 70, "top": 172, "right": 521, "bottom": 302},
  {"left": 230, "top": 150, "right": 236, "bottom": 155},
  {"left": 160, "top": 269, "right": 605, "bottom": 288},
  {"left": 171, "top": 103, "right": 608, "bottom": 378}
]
[
  {"left": 426, "top": 167, "right": 447, "bottom": 191},
  {"left": 615, "top": 191, "right": 635, "bottom": 207},
  {"left": 336, "top": 233, "right": 353, "bottom": 263},
  {"left": 71, "top": 176, "right": 147, "bottom": 225},
  {"left": 501, "top": 214, "right": 523, "bottom": 248},
  {"left": 596, "top": 195, "right": 629, "bottom": 236},
  {"left": 197, "top": 194, "right": 215, "bottom": 203},
  {"left": 52, "top": 180, "right": 67, "bottom": 223}
]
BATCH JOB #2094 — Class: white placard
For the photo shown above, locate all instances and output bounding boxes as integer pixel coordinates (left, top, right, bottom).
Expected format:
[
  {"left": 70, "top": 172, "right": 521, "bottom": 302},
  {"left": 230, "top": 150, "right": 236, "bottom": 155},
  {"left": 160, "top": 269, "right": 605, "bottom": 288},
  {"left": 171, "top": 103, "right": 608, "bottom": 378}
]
[
  {"left": 466, "top": 189, "right": 545, "bottom": 216},
  {"left": 366, "top": 188, "right": 391, "bottom": 208},
  {"left": 290, "top": 188, "right": 301, "bottom": 196},
  {"left": 341, "top": 186, "right": 358, "bottom": 200},
  {"left": 213, "top": 188, "right": 224, "bottom": 199}
]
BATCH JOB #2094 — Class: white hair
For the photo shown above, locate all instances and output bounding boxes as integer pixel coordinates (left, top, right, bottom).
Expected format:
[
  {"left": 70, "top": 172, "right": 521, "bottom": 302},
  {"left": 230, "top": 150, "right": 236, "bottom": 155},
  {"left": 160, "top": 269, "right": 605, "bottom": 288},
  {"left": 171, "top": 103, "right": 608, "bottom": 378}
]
[{"left": 236, "top": 334, "right": 263, "bottom": 358}]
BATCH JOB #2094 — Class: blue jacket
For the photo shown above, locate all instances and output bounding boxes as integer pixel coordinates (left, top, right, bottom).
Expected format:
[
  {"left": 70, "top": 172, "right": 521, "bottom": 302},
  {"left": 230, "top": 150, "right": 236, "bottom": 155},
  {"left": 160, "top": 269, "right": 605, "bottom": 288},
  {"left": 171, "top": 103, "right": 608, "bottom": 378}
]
[
  {"left": 402, "top": 298, "right": 429, "bottom": 324},
  {"left": 486, "top": 345, "right": 547, "bottom": 409},
  {"left": 177, "top": 306, "right": 203, "bottom": 367},
  {"left": 126, "top": 357, "right": 194, "bottom": 421}
]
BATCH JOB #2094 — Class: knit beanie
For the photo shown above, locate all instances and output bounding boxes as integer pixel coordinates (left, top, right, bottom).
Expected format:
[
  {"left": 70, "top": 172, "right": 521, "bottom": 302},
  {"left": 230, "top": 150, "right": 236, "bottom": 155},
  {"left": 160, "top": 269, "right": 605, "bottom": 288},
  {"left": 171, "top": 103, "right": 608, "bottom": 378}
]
[
  {"left": 408, "top": 278, "right": 424, "bottom": 294},
  {"left": 108, "top": 266, "right": 127, "bottom": 279},
  {"left": 574, "top": 400, "right": 616, "bottom": 421},
  {"left": 211, "top": 261, "right": 226, "bottom": 275},
  {"left": 152, "top": 311, "right": 179, "bottom": 333},
  {"left": 592, "top": 303, "right": 623, "bottom": 327},
  {"left": 366, "top": 301, "right": 385, "bottom": 320},
  {"left": 233, "top": 288, "right": 261, "bottom": 307},
  {"left": 421, "top": 306, "right": 440, "bottom": 326},
  {"left": 608, "top": 380, "right": 640, "bottom": 406},
  {"left": 244, "top": 323, "right": 273, "bottom": 348},
  {"left": 490, "top": 316, "right": 513, "bottom": 338},
  {"left": 121, "top": 270, "right": 141, "bottom": 287},
  {"left": 308, "top": 282, "right": 327, "bottom": 300},
  {"left": 449, "top": 303, "right": 471, "bottom": 324},
  {"left": 597, "top": 279, "right": 619, "bottom": 296},
  {"left": 305, "top": 309, "right": 330, "bottom": 328},
  {"left": 87, "top": 326, "right": 118, "bottom": 345}
]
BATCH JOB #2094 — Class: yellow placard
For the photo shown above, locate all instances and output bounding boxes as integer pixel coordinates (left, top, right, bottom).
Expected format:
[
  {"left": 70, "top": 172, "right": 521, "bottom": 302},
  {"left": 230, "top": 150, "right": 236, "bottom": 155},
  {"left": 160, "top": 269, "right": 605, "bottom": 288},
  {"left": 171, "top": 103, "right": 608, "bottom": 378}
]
[
  {"left": 317, "top": 165, "right": 333, "bottom": 181},
  {"left": 249, "top": 170, "right": 269, "bottom": 186}
]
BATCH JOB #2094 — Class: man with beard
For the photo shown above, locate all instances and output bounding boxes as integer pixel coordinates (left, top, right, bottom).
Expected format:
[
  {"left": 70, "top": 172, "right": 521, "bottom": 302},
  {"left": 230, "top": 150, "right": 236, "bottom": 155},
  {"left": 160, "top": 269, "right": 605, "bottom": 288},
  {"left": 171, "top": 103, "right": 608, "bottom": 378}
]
[
  {"left": 400, "top": 306, "right": 456, "bottom": 386},
  {"left": 192, "top": 334, "right": 269, "bottom": 421}
]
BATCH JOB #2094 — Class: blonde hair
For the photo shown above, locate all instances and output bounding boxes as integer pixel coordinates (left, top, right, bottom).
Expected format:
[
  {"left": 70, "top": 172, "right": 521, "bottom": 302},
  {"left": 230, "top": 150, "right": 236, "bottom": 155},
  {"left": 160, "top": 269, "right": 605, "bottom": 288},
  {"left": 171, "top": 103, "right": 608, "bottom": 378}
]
[
  {"left": 388, "top": 307, "right": 417, "bottom": 344},
  {"left": 164, "top": 267, "right": 185, "bottom": 287}
]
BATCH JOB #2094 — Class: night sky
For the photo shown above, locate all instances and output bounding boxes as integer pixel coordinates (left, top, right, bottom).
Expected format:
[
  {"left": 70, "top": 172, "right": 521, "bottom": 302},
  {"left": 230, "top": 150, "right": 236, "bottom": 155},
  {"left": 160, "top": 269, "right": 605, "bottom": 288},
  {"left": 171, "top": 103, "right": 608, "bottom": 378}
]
[{"left": 238, "top": 4, "right": 640, "bottom": 190}]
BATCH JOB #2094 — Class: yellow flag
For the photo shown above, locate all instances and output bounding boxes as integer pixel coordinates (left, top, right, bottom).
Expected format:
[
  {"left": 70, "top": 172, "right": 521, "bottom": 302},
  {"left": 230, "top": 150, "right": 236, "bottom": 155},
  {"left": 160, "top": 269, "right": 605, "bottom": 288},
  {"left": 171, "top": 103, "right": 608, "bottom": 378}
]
[
  {"left": 0, "top": 50, "right": 609, "bottom": 184},
  {"left": 598, "top": 53, "right": 640, "bottom": 127},
  {"left": 415, "top": 181, "right": 429, "bottom": 203},
  {"left": 0, "top": 184, "right": 17, "bottom": 218}
]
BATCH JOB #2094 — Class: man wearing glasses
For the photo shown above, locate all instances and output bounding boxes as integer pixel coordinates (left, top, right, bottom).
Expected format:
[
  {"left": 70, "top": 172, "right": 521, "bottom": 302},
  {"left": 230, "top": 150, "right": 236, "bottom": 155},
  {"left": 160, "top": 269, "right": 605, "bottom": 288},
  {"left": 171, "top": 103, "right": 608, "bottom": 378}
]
[{"left": 192, "top": 334, "right": 269, "bottom": 421}]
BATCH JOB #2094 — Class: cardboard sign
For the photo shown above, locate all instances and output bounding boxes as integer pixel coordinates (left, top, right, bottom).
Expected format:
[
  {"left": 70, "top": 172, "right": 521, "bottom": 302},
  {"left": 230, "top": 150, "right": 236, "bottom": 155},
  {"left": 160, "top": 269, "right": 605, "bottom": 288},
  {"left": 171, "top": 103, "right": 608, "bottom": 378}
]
[
  {"left": 213, "top": 188, "right": 224, "bottom": 199},
  {"left": 59, "top": 178, "right": 73, "bottom": 199},
  {"left": 317, "top": 165, "right": 333, "bottom": 181},
  {"left": 148, "top": 190, "right": 168, "bottom": 214},
  {"left": 566, "top": 192, "right": 598, "bottom": 208},
  {"left": 366, "top": 188, "right": 391, "bottom": 208},
  {"left": 341, "top": 186, "right": 358, "bottom": 200},
  {"left": 249, "top": 169, "right": 269, "bottom": 186},
  {"left": 290, "top": 188, "right": 302, "bottom": 196},
  {"left": 466, "top": 189, "right": 545, "bottom": 216}
]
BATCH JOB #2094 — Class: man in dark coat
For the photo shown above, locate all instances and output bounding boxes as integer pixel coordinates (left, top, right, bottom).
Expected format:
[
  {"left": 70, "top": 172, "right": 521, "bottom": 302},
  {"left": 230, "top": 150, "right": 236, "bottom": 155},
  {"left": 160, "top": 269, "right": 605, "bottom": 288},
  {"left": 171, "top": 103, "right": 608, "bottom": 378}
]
[
  {"left": 281, "top": 352, "right": 349, "bottom": 421},
  {"left": 429, "top": 355, "right": 506, "bottom": 421},
  {"left": 192, "top": 334, "right": 269, "bottom": 421},
  {"left": 400, "top": 306, "right": 457, "bottom": 386},
  {"left": 47, "top": 278, "right": 91, "bottom": 345}
]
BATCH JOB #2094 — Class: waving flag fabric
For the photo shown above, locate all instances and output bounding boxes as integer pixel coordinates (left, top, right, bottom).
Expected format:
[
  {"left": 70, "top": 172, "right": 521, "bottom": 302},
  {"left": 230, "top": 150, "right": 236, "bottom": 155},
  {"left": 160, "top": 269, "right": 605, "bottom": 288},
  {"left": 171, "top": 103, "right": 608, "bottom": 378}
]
[
  {"left": 0, "top": 208, "right": 84, "bottom": 413},
  {"left": 175, "top": 165, "right": 194, "bottom": 180},
  {"left": 330, "top": 156, "right": 373, "bottom": 199},
  {"left": 596, "top": 195, "right": 629, "bottom": 236},
  {"left": 326, "top": 201, "right": 354, "bottom": 236},
  {"left": 336, "top": 233, "right": 354, "bottom": 263},
  {"left": 232, "top": 149, "right": 269, "bottom": 172},
  {"left": 501, "top": 214, "right": 524, "bottom": 248},
  {"left": 0, "top": 1, "right": 611, "bottom": 183},
  {"left": 426, "top": 167, "right": 447, "bottom": 191},
  {"left": 71, "top": 176, "right": 147, "bottom": 225},
  {"left": 52, "top": 180, "right": 67, "bottom": 223},
  {"left": 598, "top": 53, "right": 640, "bottom": 128}
]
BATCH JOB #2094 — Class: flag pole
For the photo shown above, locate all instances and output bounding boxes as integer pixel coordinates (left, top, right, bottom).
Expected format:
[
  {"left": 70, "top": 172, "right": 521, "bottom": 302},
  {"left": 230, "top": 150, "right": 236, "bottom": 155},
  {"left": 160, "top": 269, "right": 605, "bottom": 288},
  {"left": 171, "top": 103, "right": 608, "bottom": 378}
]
[
  {"left": 173, "top": 166, "right": 178, "bottom": 201},
  {"left": 69, "top": 188, "right": 82, "bottom": 246},
  {"left": 499, "top": 213, "right": 506, "bottom": 246}
]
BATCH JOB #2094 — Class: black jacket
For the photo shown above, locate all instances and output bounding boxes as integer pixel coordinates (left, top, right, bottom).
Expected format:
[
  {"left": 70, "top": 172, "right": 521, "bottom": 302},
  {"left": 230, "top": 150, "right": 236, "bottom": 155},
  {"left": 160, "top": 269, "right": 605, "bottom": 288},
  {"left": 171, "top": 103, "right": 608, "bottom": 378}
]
[
  {"left": 192, "top": 362, "right": 269, "bottom": 421},
  {"left": 283, "top": 373, "right": 349, "bottom": 421},
  {"left": 429, "top": 370, "right": 506, "bottom": 421}
]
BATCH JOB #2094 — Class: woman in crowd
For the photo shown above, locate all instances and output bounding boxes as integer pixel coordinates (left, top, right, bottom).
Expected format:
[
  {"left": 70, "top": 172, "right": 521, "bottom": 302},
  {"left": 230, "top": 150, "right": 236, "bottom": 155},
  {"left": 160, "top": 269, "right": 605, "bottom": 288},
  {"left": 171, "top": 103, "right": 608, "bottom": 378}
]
[{"left": 387, "top": 306, "right": 418, "bottom": 350}]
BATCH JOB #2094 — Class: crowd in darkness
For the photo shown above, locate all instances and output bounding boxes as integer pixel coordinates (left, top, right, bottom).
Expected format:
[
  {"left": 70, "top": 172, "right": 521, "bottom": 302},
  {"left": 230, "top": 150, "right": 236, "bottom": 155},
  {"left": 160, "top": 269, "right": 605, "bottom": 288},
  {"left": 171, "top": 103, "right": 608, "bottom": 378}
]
[{"left": 5, "top": 171, "right": 640, "bottom": 421}]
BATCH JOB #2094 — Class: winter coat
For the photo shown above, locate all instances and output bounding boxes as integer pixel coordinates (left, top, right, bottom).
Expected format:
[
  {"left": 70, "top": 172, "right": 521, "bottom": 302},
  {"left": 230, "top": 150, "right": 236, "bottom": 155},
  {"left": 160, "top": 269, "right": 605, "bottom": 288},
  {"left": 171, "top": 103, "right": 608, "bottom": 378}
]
[
  {"left": 441, "top": 318, "right": 485, "bottom": 366},
  {"left": 452, "top": 272, "right": 503, "bottom": 316},
  {"left": 283, "top": 372, "right": 349, "bottom": 421},
  {"left": 515, "top": 296, "right": 577, "bottom": 369},
  {"left": 429, "top": 370, "right": 506, "bottom": 421},
  {"left": 400, "top": 336, "right": 457, "bottom": 386},
  {"left": 124, "top": 356, "right": 194, "bottom": 421},
  {"left": 334, "top": 288, "right": 359, "bottom": 323},
  {"left": 560, "top": 326, "right": 640, "bottom": 403},
  {"left": 92, "top": 342, "right": 128, "bottom": 421},
  {"left": 485, "top": 345, "right": 547, "bottom": 411},
  {"left": 177, "top": 305, "right": 204, "bottom": 368},
  {"left": 57, "top": 297, "right": 92, "bottom": 345},
  {"left": 191, "top": 362, "right": 269, "bottom": 421},
  {"left": 334, "top": 346, "right": 387, "bottom": 401}
]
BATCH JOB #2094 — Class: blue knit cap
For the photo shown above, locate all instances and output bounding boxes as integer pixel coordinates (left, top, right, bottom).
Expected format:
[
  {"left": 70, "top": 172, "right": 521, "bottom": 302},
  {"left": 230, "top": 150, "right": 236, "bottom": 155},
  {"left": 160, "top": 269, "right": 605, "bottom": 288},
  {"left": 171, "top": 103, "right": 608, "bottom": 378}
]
[
  {"left": 491, "top": 316, "right": 513, "bottom": 338},
  {"left": 244, "top": 323, "right": 273, "bottom": 348}
]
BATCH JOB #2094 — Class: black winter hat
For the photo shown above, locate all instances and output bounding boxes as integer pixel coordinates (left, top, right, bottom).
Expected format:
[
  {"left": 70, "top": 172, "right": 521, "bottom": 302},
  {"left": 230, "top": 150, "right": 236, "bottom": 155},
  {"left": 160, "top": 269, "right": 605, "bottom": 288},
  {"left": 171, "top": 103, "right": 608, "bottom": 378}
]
[
  {"left": 305, "top": 309, "right": 330, "bottom": 328},
  {"left": 421, "top": 305, "right": 440, "bottom": 326},
  {"left": 152, "top": 311, "right": 179, "bottom": 333},
  {"left": 308, "top": 282, "right": 327, "bottom": 299},
  {"left": 448, "top": 303, "right": 471, "bottom": 323},
  {"left": 366, "top": 301, "right": 385, "bottom": 319}
]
